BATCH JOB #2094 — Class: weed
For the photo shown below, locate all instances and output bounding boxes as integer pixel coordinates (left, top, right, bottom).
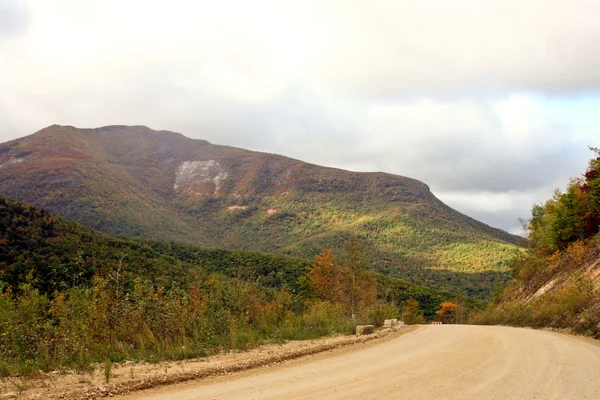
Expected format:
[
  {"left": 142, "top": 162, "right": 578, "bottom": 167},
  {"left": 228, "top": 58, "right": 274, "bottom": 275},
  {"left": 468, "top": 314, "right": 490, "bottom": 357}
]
[
  {"left": 103, "top": 359, "right": 112, "bottom": 384},
  {"left": 0, "top": 361, "right": 9, "bottom": 378}
]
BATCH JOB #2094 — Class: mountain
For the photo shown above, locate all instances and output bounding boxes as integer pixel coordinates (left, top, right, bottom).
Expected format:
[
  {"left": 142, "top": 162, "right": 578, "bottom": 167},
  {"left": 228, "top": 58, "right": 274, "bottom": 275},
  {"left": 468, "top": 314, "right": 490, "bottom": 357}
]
[{"left": 0, "top": 125, "right": 520, "bottom": 297}]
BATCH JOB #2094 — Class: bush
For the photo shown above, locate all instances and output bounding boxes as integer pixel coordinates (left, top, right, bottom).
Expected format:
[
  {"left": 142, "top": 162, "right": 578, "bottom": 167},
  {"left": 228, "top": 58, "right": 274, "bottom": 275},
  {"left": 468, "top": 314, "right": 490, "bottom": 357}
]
[
  {"left": 366, "top": 303, "right": 400, "bottom": 327},
  {"left": 470, "top": 275, "right": 600, "bottom": 339}
]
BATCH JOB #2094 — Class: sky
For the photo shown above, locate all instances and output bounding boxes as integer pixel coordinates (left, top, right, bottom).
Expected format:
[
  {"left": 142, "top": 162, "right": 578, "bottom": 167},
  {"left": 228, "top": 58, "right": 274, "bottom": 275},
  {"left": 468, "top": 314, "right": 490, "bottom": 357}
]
[{"left": 1, "top": 0, "right": 599, "bottom": 234}]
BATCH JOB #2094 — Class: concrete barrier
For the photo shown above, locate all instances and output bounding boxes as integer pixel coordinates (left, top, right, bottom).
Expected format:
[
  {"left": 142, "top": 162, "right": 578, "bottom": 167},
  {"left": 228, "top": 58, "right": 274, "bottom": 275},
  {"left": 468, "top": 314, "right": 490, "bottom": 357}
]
[
  {"left": 383, "top": 319, "right": 398, "bottom": 328},
  {"left": 356, "top": 325, "right": 375, "bottom": 336}
]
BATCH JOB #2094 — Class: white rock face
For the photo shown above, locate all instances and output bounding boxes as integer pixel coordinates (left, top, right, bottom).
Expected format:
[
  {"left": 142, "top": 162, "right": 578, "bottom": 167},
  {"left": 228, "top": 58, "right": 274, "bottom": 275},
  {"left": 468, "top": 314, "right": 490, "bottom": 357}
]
[
  {"left": 174, "top": 160, "right": 228, "bottom": 195},
  {"left": 0, "top": 157, "right": 24, "bottom": 170}
]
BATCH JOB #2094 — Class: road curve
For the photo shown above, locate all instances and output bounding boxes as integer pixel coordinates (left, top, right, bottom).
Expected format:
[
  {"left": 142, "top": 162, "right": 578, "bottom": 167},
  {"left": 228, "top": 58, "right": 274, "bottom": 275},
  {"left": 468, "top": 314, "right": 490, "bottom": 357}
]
[{"left": 122, "top": 325, "right": 600, "bottom": 400}]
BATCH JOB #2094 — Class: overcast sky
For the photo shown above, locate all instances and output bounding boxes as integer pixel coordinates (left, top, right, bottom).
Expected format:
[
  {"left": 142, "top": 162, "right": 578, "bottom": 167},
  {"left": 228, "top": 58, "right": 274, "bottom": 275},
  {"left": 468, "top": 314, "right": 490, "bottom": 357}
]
[{"left": 1, "top": 0, "right": 599, "bottom": 234}]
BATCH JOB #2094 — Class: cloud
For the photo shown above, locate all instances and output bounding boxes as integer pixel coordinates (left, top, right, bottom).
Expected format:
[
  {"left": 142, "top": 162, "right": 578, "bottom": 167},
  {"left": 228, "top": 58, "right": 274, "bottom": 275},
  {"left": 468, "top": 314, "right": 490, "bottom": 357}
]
[
  {"left": 307, "top": 0, "right": 600, "bottom": 98},
  {"left": 6, "top": 0, "right": 600, "bottom": 102},
  {"left": 354, "top": 96, "right": 591, "bottom": 192},
  {"left": 0, "top": 0, "right": 29, "bottom": 40},
  {"left": 0, "top": 0, "right": 599, "bottom": 233},
  {"left": 433, "top": 189, "right": 555, "bottom": 234}
]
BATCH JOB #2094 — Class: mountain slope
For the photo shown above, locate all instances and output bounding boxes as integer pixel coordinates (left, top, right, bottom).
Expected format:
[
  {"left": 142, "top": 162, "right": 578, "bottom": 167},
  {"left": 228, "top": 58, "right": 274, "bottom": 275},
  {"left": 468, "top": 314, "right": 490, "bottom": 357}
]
[
  {"left": 0, "top": 194, "right": 463, "bottom": 318},
  {"left": 471, "top": 233, "right": 600, "bottom": 338},
  {"left": 0, "top": 125, "right": 520, "bottom": 297}
]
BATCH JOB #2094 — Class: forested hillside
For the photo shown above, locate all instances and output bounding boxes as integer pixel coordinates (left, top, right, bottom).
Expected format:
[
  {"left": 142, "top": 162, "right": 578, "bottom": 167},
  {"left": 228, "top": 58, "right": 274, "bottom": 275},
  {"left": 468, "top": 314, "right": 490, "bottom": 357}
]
[
  {"left": 0, "top": 196, "right": 472, "bottom": 375},
  {"left": 472, "top": 149, "right": 600, "bottom": 338},
  {"left": 0, "top": 125, "right": 520, "bottom": 297}
]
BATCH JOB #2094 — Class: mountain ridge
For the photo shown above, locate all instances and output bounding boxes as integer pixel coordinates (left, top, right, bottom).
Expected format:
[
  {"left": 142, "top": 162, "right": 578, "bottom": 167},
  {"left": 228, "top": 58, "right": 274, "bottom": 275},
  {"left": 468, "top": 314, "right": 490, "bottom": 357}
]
[{"left": 0, "top": 124, "right": 520, "bottom": 297}]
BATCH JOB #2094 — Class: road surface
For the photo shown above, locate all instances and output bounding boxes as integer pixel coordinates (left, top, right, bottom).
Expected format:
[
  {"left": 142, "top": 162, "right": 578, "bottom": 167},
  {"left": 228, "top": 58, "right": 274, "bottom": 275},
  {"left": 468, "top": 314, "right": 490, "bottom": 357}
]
[{"left": 121, "top": 325, "right": 600, "bottom": 400}]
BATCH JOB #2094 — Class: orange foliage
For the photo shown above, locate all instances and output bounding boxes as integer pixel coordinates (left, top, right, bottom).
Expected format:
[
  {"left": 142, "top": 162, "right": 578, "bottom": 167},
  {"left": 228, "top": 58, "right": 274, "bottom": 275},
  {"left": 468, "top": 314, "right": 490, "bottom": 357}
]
[
  {"left": 307, "top": 242, "right": 377, "bottom": 318},
  {"left": 307, "top": 249, "right": 339, "bottom": 303},
  {"left": 436, "top": 301, "right": 457, "bottom": 323}
]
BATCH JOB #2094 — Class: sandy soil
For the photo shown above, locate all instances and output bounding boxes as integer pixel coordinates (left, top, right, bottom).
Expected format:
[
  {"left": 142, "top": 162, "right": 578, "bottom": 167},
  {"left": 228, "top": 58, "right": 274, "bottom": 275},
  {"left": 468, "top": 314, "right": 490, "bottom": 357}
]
[
  {"left": 0, "top": 327, "right": 407, "bottom": 399},
  {"left": 116, "top": 325, "right": 600, "bottom": 400}
]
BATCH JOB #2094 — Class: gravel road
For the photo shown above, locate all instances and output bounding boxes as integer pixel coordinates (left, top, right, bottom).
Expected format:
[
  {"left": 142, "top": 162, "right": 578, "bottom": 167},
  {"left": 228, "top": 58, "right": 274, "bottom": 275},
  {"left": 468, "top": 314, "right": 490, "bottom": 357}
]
[{"left": 120, "top": 325, "right": 600, "bottom": 400}]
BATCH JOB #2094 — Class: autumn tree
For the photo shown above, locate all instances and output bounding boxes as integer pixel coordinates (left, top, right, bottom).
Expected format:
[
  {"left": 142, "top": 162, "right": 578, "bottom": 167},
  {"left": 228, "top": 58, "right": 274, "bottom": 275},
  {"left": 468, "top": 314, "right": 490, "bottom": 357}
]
[
  {"left": 338, "top": 237, "right": 376, "bottom": 319},
  {"left": 307, "top": 238, "right": 376, "bottom": 319},
  {"left": 436, "top": 301, "right": 457, "bottom": 324},
  {"left": 307, "top": 249, "right": 339, "bottom": 303}
]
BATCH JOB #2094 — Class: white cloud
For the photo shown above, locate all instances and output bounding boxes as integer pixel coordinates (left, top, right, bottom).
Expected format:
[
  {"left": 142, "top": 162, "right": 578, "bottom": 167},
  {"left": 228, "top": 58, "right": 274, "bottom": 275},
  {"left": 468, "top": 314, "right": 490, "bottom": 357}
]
[
  {"left": 0, "top": 0, "right": 599, "bottom": 232},
  {"left": 435, "top": 191, "right": 526, "bottom": 214},
  {"left": 0, "top": 0, "right": 29, "bottom": 40},
  {"left": 6, "top": 0, "right": 600, "bottom": 104}
]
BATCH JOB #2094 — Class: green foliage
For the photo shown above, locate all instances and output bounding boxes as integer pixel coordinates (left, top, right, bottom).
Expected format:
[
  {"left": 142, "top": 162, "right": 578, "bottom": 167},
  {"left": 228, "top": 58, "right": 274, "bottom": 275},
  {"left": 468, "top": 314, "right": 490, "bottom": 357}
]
[
  {"left": 366, "top": 303, "right": 401, "bottom": 327},
  {"left": 103, "top": 359, "right": 112, "bottom": 383},
  {"left": 471, "top": 275, "right": 600, "bottom": 338},
  {"left": 278, "top": 301, "right": 356, "bottom": 339},
  {"left": 528, "top": 148, "right": 600, "bottom": 254},
  {"left": 194, "top": 193, "right": 518, "bottom": 298},
  {"left": 0, "top": 196, "right": 475, "bottom": 375},
  {"left": 0, "top": 194, "right": 469, "bottom": 305},
  {"left": 333, "top": 237, "right": 377, "bottom": 318},
  {"left": 401, "top": 299, "right": 426, "bottom": 325},
  {"left": 0, "top": 273, "right": 385, "bottom": 375},
  {"left": 376, "top": 274, "right": 481, "bottom": 319},
  {"left": 0, "top": 194, "right": 309, "bottom": 295}
]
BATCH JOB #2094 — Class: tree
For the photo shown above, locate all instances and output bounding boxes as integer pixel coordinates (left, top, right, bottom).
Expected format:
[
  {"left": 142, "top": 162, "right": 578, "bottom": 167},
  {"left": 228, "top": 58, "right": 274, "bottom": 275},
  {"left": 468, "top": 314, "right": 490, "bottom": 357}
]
[
  {"left": 307, "top": 249, "right": 339, "bottom": 303},
  {"left": 579, "top": 147, "right": 600, "bottom": 238},
  {"left": 436, "top": 301, "right": 456, "bottom": 324},
  {"left": 528, "top": 148, "right": 600, "bottom": 255},
  {"left": 338, "top": 237, "right": 376, "bottom": 319},
  {"left": 402, "top": 299, "right": 425, "bottom": 324},
  {"left": 307, "top": 238, "right": 376, "bottom": 319}
]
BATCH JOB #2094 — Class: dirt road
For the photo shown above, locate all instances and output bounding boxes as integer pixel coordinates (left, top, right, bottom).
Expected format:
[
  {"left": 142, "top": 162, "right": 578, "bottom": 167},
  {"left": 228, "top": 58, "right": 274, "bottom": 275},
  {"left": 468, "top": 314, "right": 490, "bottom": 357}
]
[{"left": 120, "top": 325, "right": 600, "bottom": 400}]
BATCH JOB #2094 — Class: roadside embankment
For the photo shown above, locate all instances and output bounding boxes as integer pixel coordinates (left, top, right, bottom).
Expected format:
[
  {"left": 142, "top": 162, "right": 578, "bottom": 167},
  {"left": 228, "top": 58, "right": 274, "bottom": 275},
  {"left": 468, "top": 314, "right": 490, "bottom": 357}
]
[{"left": 1, "top": 326, "right": 411, "bottom": 400}]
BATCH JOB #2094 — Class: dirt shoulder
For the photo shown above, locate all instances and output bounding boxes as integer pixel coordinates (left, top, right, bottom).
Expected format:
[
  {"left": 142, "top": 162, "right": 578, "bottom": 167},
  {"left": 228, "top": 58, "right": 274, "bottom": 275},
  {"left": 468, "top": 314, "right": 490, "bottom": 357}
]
[{"left": 1, "top": 327, "right": 413, "bottom": 400}]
